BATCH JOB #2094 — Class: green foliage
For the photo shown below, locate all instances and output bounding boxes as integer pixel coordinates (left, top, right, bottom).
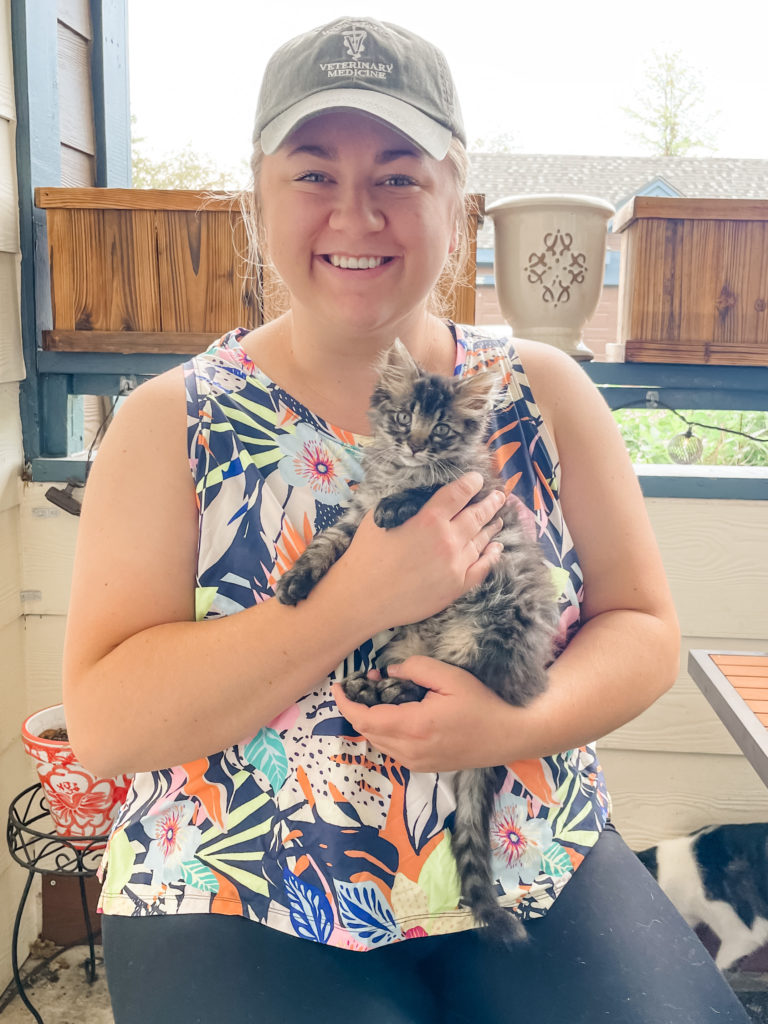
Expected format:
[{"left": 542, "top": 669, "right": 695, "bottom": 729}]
[
  {"left": 131, "top": 116, "right": 248, "bottom": 190},
  {"left": 622, "top": 50, "right": 719, "bottom": 157},
  {"left": 614, "top": 408, "right": 768, "bottom": 467}
]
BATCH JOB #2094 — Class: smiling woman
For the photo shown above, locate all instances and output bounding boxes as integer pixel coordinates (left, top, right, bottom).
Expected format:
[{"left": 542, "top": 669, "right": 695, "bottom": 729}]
[{"left": 62, "top": 14, "right": 749, "bottom": 1024}]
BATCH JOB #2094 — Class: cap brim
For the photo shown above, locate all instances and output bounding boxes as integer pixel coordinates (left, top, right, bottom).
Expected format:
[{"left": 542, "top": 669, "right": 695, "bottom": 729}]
[{"left": 259, "top": 88, "right": 453, "bottom": 160}]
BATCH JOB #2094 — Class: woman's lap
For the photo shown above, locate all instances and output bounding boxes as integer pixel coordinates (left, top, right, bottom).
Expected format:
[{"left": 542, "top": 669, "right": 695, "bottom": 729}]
[
  {"left": 431, "top": 823, "right": 750, "bottom": 1023},
  {"left": 102, "top": 826, "right": 749, "bottom": 1024}
]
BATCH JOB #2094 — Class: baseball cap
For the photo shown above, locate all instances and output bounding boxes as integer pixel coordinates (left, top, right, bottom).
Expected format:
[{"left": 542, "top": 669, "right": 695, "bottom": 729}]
[{"left": 253, "top": 17, "right": 465, "bottom": 160}]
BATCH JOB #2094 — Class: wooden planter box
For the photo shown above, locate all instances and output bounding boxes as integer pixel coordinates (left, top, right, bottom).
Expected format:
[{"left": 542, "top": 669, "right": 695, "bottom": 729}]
[
  {"left": 613, "top": 197, "right": 768, "bottom": 366},
  {"left": 35, "top": 188, "right": 483, "bottom": 355}
]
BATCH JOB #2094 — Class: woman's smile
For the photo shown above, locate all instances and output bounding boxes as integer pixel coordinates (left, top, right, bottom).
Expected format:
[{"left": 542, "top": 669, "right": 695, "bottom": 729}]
[{"left": 322, "top": 254, "right": 394, "bottom": 270}]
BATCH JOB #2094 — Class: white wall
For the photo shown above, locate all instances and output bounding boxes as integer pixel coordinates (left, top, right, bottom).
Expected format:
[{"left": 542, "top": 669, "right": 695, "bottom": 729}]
[
  {"left": 602, "top": 498, "right": 768, "bottom": 848},
  {"left": 16, "top": 487, "right": 768, "bottom": 852},
  {"left": 0, "top": 0, "right": 38, "bottom": 994}
]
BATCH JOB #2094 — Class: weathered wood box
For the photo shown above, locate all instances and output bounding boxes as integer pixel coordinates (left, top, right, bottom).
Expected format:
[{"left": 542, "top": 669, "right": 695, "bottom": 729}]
[
  {"left": 35, "top": 188, "right": 483, "bottom": 354},
  {"left": 613, "top": 197, "right": 768, "bottom": 365}
]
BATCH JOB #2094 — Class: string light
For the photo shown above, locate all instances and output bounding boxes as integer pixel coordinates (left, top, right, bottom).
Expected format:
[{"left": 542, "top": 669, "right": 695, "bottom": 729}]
[{"left": 612, "top": 397, "right": 768, "bottom": 466}]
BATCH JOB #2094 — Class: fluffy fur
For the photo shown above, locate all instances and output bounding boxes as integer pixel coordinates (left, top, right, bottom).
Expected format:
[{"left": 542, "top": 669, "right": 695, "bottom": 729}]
[
  {"left": 637, "top": 823, "right": 768, "bottom": 970},
  {"left": 276, "top": 341, "right": 558, "bottom": 941}
]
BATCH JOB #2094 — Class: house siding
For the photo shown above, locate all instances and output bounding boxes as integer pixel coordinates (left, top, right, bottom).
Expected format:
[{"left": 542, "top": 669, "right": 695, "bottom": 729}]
[{"left": 0, "top": 0, "right": 36, "bottom": 994}]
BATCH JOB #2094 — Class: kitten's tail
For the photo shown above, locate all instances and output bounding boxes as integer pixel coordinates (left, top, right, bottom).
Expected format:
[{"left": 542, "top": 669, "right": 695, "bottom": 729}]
[{"left": 452, "top": 767, "right": 528, "bottom": 944}]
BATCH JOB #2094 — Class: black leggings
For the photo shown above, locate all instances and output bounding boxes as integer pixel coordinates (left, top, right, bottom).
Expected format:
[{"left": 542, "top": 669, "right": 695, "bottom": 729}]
[{"left": 102, "top": 825, "right": 749, "bottom": 1023}]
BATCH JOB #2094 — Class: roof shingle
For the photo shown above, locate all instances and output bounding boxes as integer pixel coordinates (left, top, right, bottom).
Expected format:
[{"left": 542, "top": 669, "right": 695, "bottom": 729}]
[{"left": 469, "top": 154, "right": 768, "bottom": 247}]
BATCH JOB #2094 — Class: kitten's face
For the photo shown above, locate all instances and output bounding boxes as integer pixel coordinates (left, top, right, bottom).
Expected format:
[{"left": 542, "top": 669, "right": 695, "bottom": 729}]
[{"left": 369, "top": 342, "right": 498, "bottom": 466}]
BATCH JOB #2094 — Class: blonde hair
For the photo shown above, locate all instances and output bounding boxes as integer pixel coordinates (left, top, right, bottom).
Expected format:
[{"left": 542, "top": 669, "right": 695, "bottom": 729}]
[{"left": 237, "top": 134, "right": 474, "bottom": 324}]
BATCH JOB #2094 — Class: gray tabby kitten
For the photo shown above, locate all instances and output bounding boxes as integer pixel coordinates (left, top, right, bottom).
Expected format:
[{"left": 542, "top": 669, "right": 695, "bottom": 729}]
[{"left": 276, "top": 340, "right": 558, "bottom": 941}]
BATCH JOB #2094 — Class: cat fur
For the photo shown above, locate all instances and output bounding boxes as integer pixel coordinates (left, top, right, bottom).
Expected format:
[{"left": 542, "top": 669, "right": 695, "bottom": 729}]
[
  {"left": 276, "top": 341, "right": 559, "bottom": 942},
  {"left": 637, "top": 823, "right": 768, "bottom": 970}
]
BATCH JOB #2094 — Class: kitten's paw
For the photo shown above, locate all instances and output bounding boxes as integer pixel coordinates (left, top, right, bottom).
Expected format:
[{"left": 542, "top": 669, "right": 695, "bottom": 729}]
[
  {"left": 340, "top": 673, "right": 427, "bottom": 706},
  {"left": 275, "top": 564, "right": 321, "bottom": 605},
  {"left": 374, "top": 495, "right": 420, "bottom": 530},
  {"left": 341, "top": 673, "right": 381, "bottom": 707},
  {"left": 377, "top": 677, "right": 427, "bottom": 705}
]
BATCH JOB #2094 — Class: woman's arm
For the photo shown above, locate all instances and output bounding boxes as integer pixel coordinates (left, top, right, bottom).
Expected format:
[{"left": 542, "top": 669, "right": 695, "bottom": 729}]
[
  {"left": 333, "top": 341, "right": 680, "bottom": 770},
  {"left": 62, "top": 366, "right": 506, "bottom": 777}
]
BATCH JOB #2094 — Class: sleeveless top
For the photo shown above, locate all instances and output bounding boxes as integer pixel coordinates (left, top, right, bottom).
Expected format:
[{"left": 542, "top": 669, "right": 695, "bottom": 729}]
[{"left": 97, "top": 324, "right": 610, "bottom": 949}]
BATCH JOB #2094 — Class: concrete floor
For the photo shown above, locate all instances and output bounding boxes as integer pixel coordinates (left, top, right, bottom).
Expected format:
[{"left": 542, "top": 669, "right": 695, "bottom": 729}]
[
  {"left": 0, "top": 945, "right": 112, "bottom": 1024},
  {"left": 1, "top": 943, "right": 767, "bottom": 1023}
]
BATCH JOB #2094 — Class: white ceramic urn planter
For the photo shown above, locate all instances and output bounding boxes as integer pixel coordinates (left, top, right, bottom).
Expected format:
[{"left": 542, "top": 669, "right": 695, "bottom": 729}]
[{"left": 486, "top": 194, "right": 615, "bottom": 362}]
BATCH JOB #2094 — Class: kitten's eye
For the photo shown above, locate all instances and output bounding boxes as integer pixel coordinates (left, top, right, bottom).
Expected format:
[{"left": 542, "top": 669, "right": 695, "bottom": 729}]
[
  {"left": 394, "top": 411, "right": 412, "bottom": 428},
  {"left": 432, "top": 423, "right": 453, "bottom": 438}
]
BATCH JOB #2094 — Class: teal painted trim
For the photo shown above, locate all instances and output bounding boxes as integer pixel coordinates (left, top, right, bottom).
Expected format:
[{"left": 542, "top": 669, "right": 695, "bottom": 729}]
[
  {"left": 40, "top": 376, "right": 69, "bottom": 457},
  {"left": 637, "top": 473, "right": 768, "bottom": 500},
  {"left": 30, "top": 455, "right": 768, "bottom": 497},
  {"left": 71, "top": 373, "right": 152, "bottom": 395},
  {"left": 30, "top": 458, "right": 89, "bottom": 483},
  {"left": 598, "top": 386, "right": 768, "bottom": 412},
  {"left": 90, "top": 0, "right": 131, "bottom": 186},
  {"left": 585, "top": 362, "right": 768, "bottom": 391},
  {"left": 38, "top": 350, "right": 187, "bottom": 375},
  {"left": 584, "top": 363, "right": 768, "bottom": 412},
  {"left": 12, "top": 0, "right": 61, "bottom": 462}
]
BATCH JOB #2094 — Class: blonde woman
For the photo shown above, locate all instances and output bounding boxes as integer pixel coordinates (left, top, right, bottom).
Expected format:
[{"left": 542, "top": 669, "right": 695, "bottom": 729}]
[{"left": 63, "top": 17, "right": 748, "bottom": 1024}]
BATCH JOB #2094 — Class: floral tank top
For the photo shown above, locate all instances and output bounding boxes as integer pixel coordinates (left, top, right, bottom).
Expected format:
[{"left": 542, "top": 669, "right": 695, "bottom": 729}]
[{"left": 97, "top": 323, "right": 610, "bottom": 949}]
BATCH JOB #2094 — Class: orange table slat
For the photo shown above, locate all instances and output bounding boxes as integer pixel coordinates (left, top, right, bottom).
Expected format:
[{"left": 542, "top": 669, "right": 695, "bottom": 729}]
[{"left": 711, "top": 655, "right": 768, "bottom": 669}]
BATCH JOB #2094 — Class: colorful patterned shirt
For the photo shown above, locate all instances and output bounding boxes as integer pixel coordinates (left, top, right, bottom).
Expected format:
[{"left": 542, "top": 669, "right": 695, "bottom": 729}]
[{"left": 97, "top": 324, "right": 610, "bottom": 949}]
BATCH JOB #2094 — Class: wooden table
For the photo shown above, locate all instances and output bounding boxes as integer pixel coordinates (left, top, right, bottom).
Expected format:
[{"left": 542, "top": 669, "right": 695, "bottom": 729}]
[{"left": 688, "top": 650, "right": 768, "bottom": 787}]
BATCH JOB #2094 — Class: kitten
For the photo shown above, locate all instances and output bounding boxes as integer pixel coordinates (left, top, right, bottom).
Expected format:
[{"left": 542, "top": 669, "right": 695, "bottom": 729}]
[
  {"left": 276, "top": 340, "right": 558, "bottom": 942},
  {"left": 637, "top": 823, "right": 768, "bottom": 970}
]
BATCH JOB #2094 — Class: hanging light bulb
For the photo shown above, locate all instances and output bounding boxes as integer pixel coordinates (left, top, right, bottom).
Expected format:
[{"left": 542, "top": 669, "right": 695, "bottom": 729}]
[{"left": 668, "top": 425, "right": 704, "bottom": 465}]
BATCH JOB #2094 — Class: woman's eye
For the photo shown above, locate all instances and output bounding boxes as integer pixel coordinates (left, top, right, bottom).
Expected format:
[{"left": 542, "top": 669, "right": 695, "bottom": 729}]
[
  {"left": 432, "top": 423, "right": 452, "bottom": 437},
  {"left": 382, "top": 174, "right": 416, "bottom": 187},
  {"left": 394, "top": 411, "right": 412, "bottom": 427},
  {"left": 296, "top": 171, "right": 327, "bottom": 183}
]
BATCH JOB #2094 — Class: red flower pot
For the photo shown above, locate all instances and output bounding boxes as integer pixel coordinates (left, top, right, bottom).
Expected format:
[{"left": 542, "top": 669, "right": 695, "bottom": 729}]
[{"left": 21, "top": 704, "right": 131, "bottom": 844}]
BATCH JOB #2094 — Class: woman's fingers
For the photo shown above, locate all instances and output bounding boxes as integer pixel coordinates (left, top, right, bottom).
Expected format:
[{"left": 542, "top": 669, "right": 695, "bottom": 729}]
[
  {"left": 424, "top": 474, "right": 507, "bottom": 543},
  {"left": 464, "top": 540, "right": 504, "bottom": 590}
]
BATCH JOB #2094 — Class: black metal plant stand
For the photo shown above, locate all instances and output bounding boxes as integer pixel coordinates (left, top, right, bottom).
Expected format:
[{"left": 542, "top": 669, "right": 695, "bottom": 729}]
[{"left": 6, "top": 783, "right": 108, "bottom": 1023}]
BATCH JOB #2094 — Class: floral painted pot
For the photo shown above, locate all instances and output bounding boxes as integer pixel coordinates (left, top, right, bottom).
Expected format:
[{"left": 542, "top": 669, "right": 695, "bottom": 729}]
[
  {"left": 486, "top": 194, "right": 615, "bottom": 362},
  {"left": 21, "top": 704, "right": 131, "bottom": 843}
]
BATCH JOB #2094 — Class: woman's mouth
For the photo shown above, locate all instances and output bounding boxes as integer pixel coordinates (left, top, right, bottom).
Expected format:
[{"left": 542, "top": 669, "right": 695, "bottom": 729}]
[{"left": 322, "top": 255, "right": 393, "bottom": 270}]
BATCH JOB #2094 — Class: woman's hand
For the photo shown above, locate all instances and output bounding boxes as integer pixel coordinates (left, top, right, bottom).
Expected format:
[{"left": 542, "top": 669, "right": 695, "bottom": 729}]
[
  {"left": 336, "top": 473, "right": 507, "bottom": 633},
  {"left": 332, "top": 656, "right": 523, "bottom": 772}
]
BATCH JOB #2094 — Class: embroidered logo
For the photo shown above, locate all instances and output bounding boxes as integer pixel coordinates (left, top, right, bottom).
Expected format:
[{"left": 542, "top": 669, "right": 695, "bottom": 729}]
[
  {"left": 319, "top": 25, "right": 394, "bottom": 81},
  {"left": 343, "top": 27, "right": 366, "bottom": 60}
]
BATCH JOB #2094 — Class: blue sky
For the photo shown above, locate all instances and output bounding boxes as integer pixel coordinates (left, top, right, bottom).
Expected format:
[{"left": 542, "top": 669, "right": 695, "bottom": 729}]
[{"left": 128, "top": 0, "right": 767, "bottom": 173}]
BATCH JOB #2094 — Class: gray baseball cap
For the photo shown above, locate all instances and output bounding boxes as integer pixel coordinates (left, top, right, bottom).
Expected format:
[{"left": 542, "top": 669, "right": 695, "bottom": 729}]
[{"left": 253, "top": 17, "right": 465, "bottom": 160}]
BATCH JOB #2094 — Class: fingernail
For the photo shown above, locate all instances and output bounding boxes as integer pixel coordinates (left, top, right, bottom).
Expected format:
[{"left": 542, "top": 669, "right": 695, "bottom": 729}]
[{"left": 489, "top": 542, "right": 504, "bottom": 556}]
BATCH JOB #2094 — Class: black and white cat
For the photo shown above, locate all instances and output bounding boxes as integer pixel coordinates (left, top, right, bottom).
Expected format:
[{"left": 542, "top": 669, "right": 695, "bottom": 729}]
[
  {"left": 276, "top": 340, "right": 558, "bottom": 943},
  {"left": 637, "top": 823, "right": 768, "bottom": 970}
]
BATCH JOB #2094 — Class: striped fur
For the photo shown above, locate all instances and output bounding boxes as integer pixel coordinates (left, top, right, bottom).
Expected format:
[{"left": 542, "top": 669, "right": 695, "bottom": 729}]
[{"left": 276, "top": 341, "right": 558, "bottom": 941}]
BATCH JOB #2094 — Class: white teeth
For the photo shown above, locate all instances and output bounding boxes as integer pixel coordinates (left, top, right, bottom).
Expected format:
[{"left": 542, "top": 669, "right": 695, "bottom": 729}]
[{"left": 329, "top": 255, "right": 384, "bottom": 269}]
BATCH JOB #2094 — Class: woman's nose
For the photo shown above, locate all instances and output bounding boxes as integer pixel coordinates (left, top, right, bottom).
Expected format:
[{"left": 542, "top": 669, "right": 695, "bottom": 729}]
[{"left": 328, "top": 186, "right": 385, "bottom": 235}]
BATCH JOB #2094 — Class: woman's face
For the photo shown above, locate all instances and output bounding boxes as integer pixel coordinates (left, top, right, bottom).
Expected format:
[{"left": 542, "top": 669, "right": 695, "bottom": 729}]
[{"left": 258, "top": 111, "right": 460, "bottom": 338}]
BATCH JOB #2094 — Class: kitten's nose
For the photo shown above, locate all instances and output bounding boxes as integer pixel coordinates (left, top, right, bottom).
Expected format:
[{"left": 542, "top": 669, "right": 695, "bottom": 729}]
[{"left": 409, "top": 440, "right": 425, "bottom": 453}]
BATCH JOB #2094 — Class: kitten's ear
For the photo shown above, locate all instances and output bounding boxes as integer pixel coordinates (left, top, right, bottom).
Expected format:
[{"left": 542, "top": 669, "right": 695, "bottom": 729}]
[
  {"left": 455, "top": 370, "right": 500, "bottom": 415},
  {"left": 375, "top": 339, "right": 420, "bottom": 387}
]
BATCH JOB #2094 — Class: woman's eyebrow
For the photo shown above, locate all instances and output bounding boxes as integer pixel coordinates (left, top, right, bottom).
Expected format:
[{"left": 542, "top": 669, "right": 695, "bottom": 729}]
[
  {"left": 377, "top": 148, "right": 422, "bottom": 164},
  {"left": 287, "top": 144, "right": 336, "bottom": 159},
  {"left": 285, "top": 144, "right": 422, "bottom": 163}
]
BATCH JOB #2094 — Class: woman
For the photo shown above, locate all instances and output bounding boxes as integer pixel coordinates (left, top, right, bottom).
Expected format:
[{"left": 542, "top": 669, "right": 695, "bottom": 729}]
[{"left": 63, "top": 16, "right": 749, "bottom": 1024}]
